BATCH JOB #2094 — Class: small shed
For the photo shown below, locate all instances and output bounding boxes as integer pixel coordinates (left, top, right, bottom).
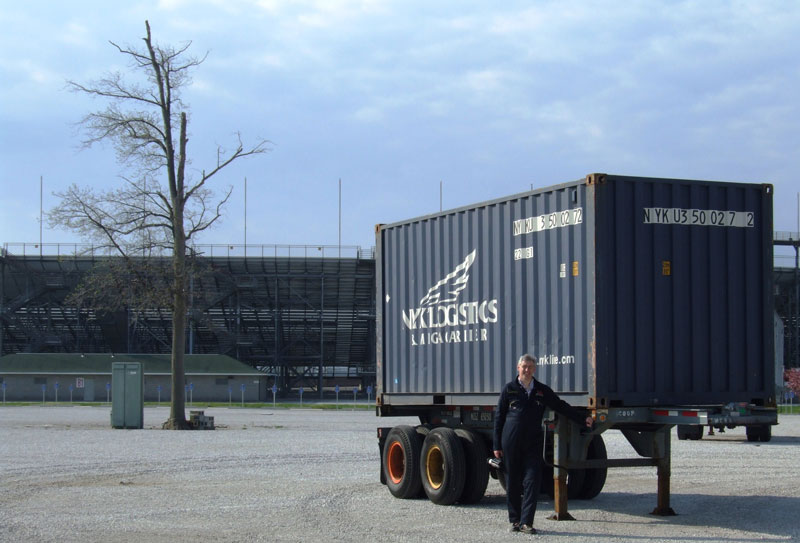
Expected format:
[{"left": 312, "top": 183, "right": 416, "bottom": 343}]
[{"left": 0, "top": 353, "right": 266, "bottom": 402}]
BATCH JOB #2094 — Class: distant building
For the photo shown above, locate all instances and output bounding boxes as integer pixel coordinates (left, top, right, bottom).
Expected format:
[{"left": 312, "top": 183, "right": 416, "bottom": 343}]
[{"left": 0, "top": 353, "right": 267, "bottom": 402}]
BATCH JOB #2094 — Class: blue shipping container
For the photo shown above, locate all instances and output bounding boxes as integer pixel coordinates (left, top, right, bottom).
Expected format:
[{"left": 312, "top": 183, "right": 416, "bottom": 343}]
[{"left": 376, "top": 174, "right": 774, "bottom": 408}]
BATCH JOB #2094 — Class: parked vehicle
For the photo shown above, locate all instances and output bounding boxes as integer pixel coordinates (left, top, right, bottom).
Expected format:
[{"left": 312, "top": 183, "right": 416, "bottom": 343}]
[
  {"left": 375, "top": 174, "right": 778, "bottom": 516},
  {"left": 676, "top": 402, "right": 775, "bottom": 442}
]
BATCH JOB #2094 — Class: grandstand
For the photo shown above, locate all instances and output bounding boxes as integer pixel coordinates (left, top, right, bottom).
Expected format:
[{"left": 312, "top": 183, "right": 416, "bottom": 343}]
[
  {"left": 0, "top": 243, "right": 375, "bottom": 396},
  {"left": 774, "top": 231, "right": 800, "bottom": 372}
]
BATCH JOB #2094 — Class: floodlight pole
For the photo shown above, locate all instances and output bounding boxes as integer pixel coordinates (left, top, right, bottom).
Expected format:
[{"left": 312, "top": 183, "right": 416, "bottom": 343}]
[
  {"left": 244, "top": 177, "right": 247, "bottom": 254},
  {"left": 39, "top": 176, "right": 43, "bottom": 255}
]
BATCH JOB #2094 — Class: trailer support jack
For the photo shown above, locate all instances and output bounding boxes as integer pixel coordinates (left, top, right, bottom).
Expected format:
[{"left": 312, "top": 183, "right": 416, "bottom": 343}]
[
  {"left": 548, "top": 417, "right": 576, "bottom": 521},
  {"left": 651, "top": 446, "right": 676, "bottom": 516},
  {"left": 548, "top": 474, "right": 575, "bottom": 521}
]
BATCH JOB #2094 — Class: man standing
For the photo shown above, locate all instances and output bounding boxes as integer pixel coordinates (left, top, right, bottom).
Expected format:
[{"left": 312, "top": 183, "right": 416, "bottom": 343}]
[{"left": 493, "top": 354, "right": 593, "bottom": 534}]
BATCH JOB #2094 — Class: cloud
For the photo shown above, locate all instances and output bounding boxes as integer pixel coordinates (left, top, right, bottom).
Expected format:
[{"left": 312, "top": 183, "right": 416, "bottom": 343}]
[
  {"left": 462, "top": 69, "right": 507, "bottom": 96},
  {"left": 353, "top": 106, "right": 383, "bottom": 123},
  {"left": 0, "top": 58, "right": 59, "bottom": 85},
  {"left": 58, "top": 22, "right": 91, "bottom": 46}
]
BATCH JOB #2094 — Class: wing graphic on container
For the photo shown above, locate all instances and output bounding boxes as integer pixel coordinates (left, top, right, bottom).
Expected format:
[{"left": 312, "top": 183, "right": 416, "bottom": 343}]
[{"left": 419, "top": 250, "right": 476, "bottom": 306}]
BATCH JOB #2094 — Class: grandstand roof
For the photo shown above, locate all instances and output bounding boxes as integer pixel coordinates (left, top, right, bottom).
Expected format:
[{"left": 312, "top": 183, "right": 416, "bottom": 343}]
[{"left": 0, "top": 353, "right": 262, "bottom": 375}]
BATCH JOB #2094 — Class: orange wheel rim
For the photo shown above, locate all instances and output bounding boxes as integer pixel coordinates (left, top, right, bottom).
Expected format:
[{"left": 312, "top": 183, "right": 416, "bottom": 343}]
[{"left": 387, "top": 441, "right": 405, "bottom": 484}]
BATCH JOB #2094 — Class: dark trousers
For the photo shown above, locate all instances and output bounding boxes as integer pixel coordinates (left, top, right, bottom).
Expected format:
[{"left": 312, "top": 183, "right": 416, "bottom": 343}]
[{"left": 504, "top": 438, "right": 544, "bottom": 526}]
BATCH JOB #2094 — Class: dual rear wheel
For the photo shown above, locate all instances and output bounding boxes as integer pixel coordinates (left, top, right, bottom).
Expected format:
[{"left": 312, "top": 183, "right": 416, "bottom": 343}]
[
  {"left": 382, "top": 425, "right": 607, "bottom": 504},
  {"left": 746, "top": 424, "right": 772, "bottom": 442},
  {"left": 382, "top": 425, "right": 489, "bottom": 505}
]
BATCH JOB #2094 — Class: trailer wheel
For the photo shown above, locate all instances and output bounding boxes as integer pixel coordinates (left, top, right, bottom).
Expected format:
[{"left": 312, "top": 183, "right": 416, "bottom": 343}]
[
  {"left": 420, "top": 427, "right": 466, "bottom": 505},
  {"left": 678, "top": 425, "right": 703, "bottom": 440},
  {"left": 454, "top": 428, "right": 489, "bottom": 504},
  {"left": 746, "top": 425, "right": 771, "bottom": 443},
  {"left": 576, "top": 435, "right": 607, "bottom": 500},
  {"left": 382, "top": 425, "right": 423, "bottom": 499}
]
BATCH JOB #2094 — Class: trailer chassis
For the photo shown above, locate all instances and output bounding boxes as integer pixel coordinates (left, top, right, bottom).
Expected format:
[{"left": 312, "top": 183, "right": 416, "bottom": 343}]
[{"left": 377, "top": 402, "right": 778, "bottom": 518}]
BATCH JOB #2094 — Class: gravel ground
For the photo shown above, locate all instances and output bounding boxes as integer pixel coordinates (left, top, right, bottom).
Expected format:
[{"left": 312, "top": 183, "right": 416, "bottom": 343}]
[{"left": 0, "top": 406, "right": 798, "bottom": 543}]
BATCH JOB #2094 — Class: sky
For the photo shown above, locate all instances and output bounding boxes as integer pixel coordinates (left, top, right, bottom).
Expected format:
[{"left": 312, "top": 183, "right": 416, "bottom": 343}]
[{"left": 1, "top": 0, "right": 799, "bottom": 263}]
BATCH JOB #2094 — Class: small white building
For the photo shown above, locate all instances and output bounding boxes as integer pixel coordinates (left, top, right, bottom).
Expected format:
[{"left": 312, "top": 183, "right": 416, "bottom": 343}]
[{"left": 0, "top": 353, "right": 267, "bottom": 402}]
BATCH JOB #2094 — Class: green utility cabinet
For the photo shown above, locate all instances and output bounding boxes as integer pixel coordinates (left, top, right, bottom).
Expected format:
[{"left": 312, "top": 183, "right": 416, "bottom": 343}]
[{"left": 111, "top": 362, "right": 144, "bottom": 429}]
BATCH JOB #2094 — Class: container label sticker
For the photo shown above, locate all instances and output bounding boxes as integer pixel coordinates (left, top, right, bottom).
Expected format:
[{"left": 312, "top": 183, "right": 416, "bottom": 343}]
[
  {"left": 513, "top": 207, "right": 583, "bottom": 236},
  {"left": 514, "top": 246, "right": 534, "bottom": 260},
  {"left": 401, "top": 249, "right": 499, "bottom": 347},
  {"left": 643, "top": 208, "right": 754, "bottom": 227}
]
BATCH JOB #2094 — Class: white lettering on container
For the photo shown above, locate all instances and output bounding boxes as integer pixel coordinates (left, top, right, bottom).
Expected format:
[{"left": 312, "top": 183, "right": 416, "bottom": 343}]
[
  {"left": 643, "top": 208, "right": 754, "bottom": 227},
  {"left": 538, "top": 354, "right": 576, "bottom": 366},
  {"left": 513, "top": 208, "right": 583, "bottom": 236},
  {"left": 514, "top": 247, "right": 534, "bottom": 260}
]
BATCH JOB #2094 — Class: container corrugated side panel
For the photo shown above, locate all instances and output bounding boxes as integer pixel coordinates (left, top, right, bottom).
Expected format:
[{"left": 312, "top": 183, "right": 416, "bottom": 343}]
[
  {"left": 593, "top": 175, "right": 774, "bottom": 406},
  {"left": 379, "top": 181, "right": 593, "bottom": 404}
]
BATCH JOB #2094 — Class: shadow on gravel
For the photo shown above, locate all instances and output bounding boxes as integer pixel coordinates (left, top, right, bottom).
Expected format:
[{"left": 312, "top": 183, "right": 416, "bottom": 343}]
[
  {"left": 696, "top": 434, "right": 800, "bottom": 446},
  {"left": 751, "top": 435, "right": 800, "bottom": 446},
  {"left": 572, "top": 492, "right": 799, "bottom": 540},
  {"left": 465, "top": 493, "right": 507, "bottom": 510}
]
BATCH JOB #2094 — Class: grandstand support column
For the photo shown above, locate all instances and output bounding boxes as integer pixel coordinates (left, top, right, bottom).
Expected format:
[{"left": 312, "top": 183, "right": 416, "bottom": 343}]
[
  {"left": 274, "top": 275, "right": 281, "bottom": 393},
  {"left": 319, "top": 276, "right": 324, "bottom": 399},
  {"left": 189, "top": 274, "right": 194, "bottom": 354},
  {"left": 1, "top": 253, "right": 5, "bottom": 356}
]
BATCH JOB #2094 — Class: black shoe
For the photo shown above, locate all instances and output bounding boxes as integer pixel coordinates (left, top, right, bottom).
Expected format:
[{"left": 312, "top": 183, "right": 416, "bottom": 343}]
[
  {"left": 519, "top": 524, "right": 536, "bottom": 534},
  {"left": 509, "top": 523, "right": 520, "bottom": 532}
]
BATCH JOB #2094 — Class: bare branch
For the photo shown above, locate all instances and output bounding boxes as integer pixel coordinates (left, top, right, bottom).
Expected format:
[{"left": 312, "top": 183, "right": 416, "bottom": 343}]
[{"left": 53, "top": 20, "right": 268, "bottom": 429}]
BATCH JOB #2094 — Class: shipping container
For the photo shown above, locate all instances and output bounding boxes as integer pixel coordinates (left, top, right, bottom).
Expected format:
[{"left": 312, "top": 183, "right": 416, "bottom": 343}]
[
  {"left": 375, "top": 174, "right": 778, "bottom": 512},
  {"left": 377, "top": 173, "right": 775, "bottom": 409}
]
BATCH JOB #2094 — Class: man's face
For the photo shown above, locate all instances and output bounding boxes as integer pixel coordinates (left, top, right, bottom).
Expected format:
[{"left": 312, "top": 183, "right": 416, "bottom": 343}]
[{"left": 517, "top": 360, "right": 535, "bottom": 381}]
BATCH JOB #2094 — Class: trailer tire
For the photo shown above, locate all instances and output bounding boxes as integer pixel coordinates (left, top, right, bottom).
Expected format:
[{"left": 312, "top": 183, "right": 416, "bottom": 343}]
[
  {"left": 747, "top": 424, "right": 771, "bottom": 443},
  {"left": 383, "top": 425, "right": 423, "bottom": 499},
  {"left": 454, "top": 428, "right": 489, "bottom": 504},
  {"left": 678, "top": 424, "right": 703, "bottom": 440},
  {"left": 576, "top": 435, "right": 607, "bottom": 500},
  {"left": 421, "top": 427, "right": 466, "bottom": 505}
]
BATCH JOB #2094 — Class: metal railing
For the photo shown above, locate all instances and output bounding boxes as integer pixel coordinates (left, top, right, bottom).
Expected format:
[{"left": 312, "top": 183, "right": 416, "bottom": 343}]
[
  {"left": 775, "top": 231, "right": 800, "bottom": 242},
  {"left": 2, "top": 242, "right": 376, "bottom": 260}
]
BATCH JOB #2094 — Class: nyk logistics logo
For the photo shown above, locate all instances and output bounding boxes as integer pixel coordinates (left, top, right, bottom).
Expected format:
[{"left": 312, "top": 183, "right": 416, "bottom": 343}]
[{"left": 402, "top": 250, "right": 499, "bottom": 346}]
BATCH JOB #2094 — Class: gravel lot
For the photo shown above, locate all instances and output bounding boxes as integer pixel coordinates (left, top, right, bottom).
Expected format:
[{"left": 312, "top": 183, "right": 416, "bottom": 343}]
[{"left": 1, "top": 406, "right": 798, "bottom": 543}]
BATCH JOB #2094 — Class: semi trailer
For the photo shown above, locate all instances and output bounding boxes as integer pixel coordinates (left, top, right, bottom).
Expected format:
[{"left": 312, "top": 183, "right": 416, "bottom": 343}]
[{"left": 375, "top": 173, "right": 778, "bottom": 517}]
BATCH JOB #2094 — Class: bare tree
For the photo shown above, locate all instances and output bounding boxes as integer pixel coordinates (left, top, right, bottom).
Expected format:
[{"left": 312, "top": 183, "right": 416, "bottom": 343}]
[{"left": 49, "top": 21, "right": 269, "bottom": 429}]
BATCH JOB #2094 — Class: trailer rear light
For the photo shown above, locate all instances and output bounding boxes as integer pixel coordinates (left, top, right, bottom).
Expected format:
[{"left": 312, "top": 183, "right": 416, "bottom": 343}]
[{"left": 652, "top": 409, "right": 702, "bottom": 420}]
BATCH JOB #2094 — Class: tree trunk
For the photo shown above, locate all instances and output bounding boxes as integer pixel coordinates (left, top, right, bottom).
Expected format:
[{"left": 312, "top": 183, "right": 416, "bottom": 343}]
[{"left": 163, "top": 241, "right": 189, "bottom": 429}]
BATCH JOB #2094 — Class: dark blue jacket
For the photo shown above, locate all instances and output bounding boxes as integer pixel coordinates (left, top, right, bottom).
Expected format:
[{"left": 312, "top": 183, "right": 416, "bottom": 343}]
[{"left": 493, "top": 377, "right": 586, "bottom": 452}]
